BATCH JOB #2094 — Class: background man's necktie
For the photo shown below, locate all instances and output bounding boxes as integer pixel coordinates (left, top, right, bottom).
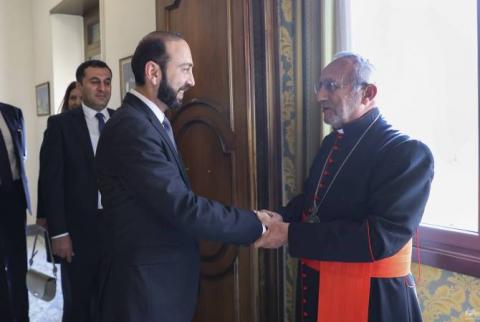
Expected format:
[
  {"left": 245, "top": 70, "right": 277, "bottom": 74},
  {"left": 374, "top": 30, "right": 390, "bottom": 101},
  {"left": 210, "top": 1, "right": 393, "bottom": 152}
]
[
  {"left": 0, "top": 131, "right": 14, "bottom": 189},
  {"left": 96, "top": 113, "right": 105, "bottom": 133},
  {"left": 162, "top": 117, "right": 177, "bottom": 151}
]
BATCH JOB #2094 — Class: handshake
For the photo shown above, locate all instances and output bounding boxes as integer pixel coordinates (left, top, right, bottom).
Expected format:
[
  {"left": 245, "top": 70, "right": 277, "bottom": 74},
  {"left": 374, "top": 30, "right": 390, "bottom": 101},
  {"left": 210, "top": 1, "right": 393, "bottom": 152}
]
[{"left": 253, "top": 210, "right": 289, "bottom": 249}]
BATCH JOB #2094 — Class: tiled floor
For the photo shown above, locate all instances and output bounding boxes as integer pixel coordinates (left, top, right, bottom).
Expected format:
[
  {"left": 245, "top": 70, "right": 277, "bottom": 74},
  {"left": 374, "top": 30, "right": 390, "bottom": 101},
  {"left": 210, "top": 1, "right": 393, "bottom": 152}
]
[{"left": 26, "top": 236, "right": 63, "bottom": 322}]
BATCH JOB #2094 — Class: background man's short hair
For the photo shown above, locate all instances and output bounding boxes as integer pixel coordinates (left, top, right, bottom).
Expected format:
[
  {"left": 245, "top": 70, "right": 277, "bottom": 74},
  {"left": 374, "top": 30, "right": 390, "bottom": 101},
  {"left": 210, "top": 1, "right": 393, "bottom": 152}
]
[{"left": 75, "top": 60, "right": 112, "bottom": 83}]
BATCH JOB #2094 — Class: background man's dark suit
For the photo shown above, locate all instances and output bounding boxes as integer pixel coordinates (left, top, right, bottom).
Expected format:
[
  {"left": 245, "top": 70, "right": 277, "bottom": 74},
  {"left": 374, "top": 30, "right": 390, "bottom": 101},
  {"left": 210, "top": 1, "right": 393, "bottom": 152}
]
[
  {"left": 95, "top": 93, "right": 262, "bottom": 322},
  {"left": 0, "top": 102, "right": 30, "bottom": 322},
  {"left": 38, "top": 106, "right": 113, "bottom": 321}
]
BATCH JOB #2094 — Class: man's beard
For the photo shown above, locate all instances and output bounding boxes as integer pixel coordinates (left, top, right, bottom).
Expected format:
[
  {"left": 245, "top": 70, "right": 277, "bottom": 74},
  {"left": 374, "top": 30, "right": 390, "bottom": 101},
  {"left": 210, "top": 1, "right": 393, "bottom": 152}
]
[{"left": 157, "top": 77, "right": 188, "bottom": 110}]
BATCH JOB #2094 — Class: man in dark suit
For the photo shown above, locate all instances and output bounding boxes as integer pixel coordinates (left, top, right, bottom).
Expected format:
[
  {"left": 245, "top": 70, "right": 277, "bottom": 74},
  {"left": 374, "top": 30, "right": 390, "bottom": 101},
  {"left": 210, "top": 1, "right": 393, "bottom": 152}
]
[
  {"left": 95, "top": 31, "right": 267, "bottom": 322},
  {"left": 0, "top": 102, "right": 30, "bottom": 322},
  {"left": 38, "top": 60, "right": 113, "bottom": 322}
]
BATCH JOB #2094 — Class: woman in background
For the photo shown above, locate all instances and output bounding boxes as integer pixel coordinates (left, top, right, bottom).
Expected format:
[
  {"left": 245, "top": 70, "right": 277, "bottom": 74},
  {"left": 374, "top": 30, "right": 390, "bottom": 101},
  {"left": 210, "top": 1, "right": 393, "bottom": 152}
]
[{"left": 59, "top": 81, "right": 82, "bottom": 113}]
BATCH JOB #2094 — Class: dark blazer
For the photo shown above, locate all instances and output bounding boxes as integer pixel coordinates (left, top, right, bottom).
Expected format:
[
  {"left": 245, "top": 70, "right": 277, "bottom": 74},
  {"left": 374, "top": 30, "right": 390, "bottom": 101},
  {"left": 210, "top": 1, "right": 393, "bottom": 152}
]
[
  {"left": 95, "top": 93, "right": 262, "bottom": 322},
  {"left": 0, "top": 102, "right": 30, "bottom": 211},
  {"left": 38, "top": 107, "right": 114, "bottom": 250}
]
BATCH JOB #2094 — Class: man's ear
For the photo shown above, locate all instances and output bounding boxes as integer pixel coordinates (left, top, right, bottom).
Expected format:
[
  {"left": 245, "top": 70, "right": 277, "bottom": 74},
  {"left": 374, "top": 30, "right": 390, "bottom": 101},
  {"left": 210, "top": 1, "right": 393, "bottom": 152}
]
[
  {"left": 361, "top": 84, "right": 377, "bottom": 104},
  {"left": 145, "top": 61, "right": 162, "bottom": 86}
]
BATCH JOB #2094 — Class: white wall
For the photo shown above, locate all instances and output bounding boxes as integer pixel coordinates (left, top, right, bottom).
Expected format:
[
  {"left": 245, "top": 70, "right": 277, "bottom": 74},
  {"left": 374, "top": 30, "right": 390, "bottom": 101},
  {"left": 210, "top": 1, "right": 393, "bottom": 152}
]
[
  {"left": 0, "top": 0, "right": 156, "bottom": 220},
  {"left": 102, "top": 0, "right": 156, "bottom": 107},
  {"left": 51, "top": 14, "right": 84, "bottom": 113}
]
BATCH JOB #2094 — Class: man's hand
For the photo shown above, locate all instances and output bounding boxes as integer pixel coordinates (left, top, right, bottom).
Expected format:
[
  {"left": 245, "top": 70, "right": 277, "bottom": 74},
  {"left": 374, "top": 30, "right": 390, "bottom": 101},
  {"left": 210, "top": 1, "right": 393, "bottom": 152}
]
[
  {"left": 52, "top": 235, "right": 74, "bottom": 263},
  {"left": 254, "top": 210, "right": 289, "bottom": 248}
]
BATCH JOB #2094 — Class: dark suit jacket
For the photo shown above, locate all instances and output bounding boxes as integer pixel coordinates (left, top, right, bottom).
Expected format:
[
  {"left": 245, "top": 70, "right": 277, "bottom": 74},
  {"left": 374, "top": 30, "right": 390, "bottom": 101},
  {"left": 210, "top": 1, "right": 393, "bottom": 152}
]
[
  {"left": 38, "top": 107, "right": 114, "bottom": 254},
  {"left": 0, "top": 102, "right": 30, "bottom": 212},
  {"left": 95, "top": 93, "right": 262, "bottom": 322}
]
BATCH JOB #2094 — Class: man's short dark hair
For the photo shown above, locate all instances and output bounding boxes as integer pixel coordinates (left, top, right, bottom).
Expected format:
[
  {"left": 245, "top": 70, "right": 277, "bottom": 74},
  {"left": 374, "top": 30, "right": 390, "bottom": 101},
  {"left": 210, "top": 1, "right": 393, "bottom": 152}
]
[
  {"left": 75, "top": 60, "right": 112, "bottom": 84},
  {"left": 131, "top": 31, "right": 183, "bottom": 85}
]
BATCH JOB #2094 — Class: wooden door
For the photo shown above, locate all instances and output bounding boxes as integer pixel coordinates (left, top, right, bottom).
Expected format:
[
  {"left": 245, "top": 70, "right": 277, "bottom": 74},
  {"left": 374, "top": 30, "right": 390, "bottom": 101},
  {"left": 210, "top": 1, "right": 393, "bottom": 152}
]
[{"left": 156, "top": 1, "right": 259, "bottom": 321}]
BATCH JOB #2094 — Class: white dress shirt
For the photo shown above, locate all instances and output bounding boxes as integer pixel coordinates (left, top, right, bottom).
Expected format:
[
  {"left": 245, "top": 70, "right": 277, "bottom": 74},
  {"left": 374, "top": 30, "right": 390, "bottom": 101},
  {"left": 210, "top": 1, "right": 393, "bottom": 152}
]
[
  {"left": 82, "top": 104, "right": 110, "bottom": 154},
  {"left": 129, "top": 89, "right": 166, "bottom": 124},
  {"left": 83, "top": 103, "right": 110, "bottom": 210}
]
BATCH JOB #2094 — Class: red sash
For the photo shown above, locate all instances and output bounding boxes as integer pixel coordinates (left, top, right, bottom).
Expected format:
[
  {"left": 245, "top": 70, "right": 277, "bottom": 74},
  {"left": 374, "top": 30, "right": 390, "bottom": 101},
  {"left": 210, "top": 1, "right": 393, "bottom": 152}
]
[{"left": 303, "top": 239, "right": 412, "bottom": 322}]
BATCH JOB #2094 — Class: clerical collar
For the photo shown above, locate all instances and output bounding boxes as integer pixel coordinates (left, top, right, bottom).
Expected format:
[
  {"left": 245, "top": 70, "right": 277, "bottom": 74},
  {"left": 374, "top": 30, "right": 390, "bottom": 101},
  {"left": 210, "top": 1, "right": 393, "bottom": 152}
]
[{"left": 336, "top": 107, "right": 380, "bottom": 136}]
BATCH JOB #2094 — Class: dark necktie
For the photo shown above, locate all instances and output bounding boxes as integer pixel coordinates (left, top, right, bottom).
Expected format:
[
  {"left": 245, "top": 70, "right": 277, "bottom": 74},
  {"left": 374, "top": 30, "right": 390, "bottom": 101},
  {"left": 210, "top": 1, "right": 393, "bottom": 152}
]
[
  {"left": 95, "top": 113, "right": 105, "bottom": 133},
  {"left": 0, "top": 130, "right": 14, "bottom": 189},
  {"left": 162, "top": 117, "right": 177, "bottom": 151}
]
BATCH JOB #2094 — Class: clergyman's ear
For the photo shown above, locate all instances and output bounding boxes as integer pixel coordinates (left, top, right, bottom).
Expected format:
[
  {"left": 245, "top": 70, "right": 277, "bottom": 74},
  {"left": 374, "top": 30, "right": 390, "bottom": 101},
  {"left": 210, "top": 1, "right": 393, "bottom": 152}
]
[{"left": 362, "top": 84, "right": 377, "bottom": 104}]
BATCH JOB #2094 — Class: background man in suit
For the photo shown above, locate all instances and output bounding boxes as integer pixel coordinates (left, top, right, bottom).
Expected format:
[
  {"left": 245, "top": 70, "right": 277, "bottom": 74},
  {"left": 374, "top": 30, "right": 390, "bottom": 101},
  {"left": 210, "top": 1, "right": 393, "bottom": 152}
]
[
  {"left": 95, "top": 31, "right": 267, "bottom": 322},
  {"left": 38, "top": 60, "right": 113, "bottom": 322},
  {"left": 0, "top": 102, "right": 30, "bottom": 322}
]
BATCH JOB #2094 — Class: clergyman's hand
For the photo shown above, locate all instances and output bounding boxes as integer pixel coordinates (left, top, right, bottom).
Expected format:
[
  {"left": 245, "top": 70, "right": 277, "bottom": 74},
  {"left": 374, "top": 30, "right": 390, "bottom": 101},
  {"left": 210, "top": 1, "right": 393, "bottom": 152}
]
[
  {"left": 259, "top": 209, "right": 283, "bottom": 222},
  {"left": 52, "top": 235, "right": 74, "bottom": 263},
  {"left": 254, "top": 211, "right": 289, "bottom": 249},
  {"left": 255, "top": 210, "right": 283, "bottom": 227},
  {"left": 36, "top": 217, "right": 48, "bottom": 229}
]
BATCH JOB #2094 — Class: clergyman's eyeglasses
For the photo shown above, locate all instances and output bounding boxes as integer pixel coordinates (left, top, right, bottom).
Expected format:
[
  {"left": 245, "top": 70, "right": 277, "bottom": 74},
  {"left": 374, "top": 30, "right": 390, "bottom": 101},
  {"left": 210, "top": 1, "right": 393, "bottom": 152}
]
[{"left": 314, "top": 79, "right": 367, "bottom": 94}]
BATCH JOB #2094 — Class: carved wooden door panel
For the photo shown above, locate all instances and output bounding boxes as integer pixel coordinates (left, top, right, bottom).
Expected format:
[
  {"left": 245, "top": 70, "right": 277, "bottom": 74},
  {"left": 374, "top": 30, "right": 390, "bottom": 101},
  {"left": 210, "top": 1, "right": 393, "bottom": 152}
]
[{"left": 156, "top": 1, "right": 258, "bottom": 321}]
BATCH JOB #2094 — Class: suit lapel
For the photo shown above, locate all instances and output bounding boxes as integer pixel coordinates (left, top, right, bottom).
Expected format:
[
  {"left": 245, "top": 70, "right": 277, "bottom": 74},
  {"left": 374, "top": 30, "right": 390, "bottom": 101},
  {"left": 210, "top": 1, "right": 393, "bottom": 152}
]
[
  {"left": 124, "top": 94, "right": 190, "bottom": 186},
  {"left": 150, "top": 115, "right": 191, "bottom": 187},
  {"left": 70, "top": 108, "right": 95, "bottom": 166}
]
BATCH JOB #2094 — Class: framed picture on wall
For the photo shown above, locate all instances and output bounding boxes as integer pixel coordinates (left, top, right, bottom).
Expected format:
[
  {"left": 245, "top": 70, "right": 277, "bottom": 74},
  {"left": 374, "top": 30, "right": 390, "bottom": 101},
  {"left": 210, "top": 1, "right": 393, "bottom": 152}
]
[
  {"left": 119, "top": 55, "right": 135, "bottom": 100},
  {"left": 35, "top": 82, "right": 50, "bottom": 116}
]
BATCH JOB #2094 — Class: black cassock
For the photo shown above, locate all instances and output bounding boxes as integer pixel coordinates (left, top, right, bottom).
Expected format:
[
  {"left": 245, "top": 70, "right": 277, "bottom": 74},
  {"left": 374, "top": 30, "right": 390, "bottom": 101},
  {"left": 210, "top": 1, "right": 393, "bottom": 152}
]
[{"left": 280, "top": 108, "right": 433, "bottom": 322}]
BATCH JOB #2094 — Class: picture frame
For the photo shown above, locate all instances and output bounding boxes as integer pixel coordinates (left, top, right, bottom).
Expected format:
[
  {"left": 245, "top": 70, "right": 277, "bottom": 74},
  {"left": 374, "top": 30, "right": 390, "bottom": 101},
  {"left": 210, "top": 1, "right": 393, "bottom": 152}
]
[
  {"left": 119, "top": 55, "right": 135, "bottom": 100},
  {"left": 35, "top": 82, "right": 51, "bottom": 116}
]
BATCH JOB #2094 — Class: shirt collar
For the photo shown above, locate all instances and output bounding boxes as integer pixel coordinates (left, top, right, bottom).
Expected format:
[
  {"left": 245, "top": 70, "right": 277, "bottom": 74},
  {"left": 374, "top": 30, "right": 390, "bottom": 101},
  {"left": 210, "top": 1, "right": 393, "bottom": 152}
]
[
  {"left": 129, "top": 88, "right": 166, "bottom": 124},
  {"left": 82, "top": 103, "right": 109, "bottom": 119}
]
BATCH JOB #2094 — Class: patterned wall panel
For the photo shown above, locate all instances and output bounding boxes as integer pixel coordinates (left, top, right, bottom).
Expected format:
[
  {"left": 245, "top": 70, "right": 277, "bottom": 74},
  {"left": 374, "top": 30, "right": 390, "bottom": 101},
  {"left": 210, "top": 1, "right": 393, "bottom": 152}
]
[
  {"left": 278, "top": 1, "right": 299, "bottom": 322},
  {"left": 412, "top": 263, "right": 480, "bottom": 322}
]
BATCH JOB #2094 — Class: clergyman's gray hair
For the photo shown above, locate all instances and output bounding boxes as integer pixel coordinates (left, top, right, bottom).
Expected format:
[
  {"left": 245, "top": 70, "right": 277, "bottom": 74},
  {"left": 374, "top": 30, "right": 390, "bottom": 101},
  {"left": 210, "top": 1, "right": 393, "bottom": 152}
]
[{"left": 333, "top": 51, "right": 376, "bottom": 88}]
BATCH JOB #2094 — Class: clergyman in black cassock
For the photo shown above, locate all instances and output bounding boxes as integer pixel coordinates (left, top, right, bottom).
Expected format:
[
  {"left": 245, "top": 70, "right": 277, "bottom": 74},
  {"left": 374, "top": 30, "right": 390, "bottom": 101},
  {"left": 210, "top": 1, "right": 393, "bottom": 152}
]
[{"left": 256, "top": 53, "right": 434, "bottom": 322}]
